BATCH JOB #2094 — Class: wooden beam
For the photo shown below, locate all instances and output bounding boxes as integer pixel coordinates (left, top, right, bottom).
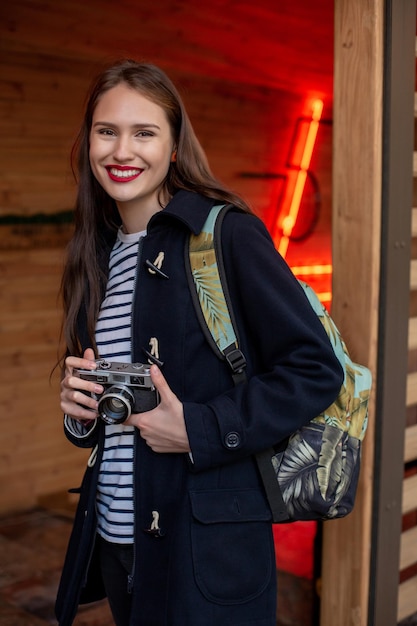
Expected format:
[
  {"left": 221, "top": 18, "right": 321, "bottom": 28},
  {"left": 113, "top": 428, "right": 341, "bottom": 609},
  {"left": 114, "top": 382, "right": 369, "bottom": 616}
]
[
  {"left": 367, "top": 1, "right": 416, "bottom": 625},
  {"left": 321, "top": 1, "right": 383, "bottom": 624}
]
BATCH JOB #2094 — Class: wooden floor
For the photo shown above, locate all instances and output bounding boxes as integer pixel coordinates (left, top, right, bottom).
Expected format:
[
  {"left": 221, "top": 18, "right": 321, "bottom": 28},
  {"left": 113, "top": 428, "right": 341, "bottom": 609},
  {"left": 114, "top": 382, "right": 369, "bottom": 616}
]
[
  {"left": 3, "top": 499, "right": 416, "bottom": 625},
  {"left": 0, "top": 500, "right": 315, "bottom": 626}
]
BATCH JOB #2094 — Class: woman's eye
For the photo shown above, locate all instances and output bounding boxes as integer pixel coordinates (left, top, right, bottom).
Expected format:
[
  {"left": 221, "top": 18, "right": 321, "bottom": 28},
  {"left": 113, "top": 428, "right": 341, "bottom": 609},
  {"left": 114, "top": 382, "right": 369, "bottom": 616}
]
[
  {"left": 136, "top": 130, "right": 154, "bottom": 138},
  {"left": 98, "top": 128, "right": 115, "bottom": 136}
]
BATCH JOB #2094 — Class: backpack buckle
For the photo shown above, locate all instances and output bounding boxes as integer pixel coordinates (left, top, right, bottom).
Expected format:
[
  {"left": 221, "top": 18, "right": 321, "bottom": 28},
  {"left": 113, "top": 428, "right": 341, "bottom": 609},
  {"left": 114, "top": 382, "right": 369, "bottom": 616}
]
[{"left": 225, "top": 347, "right": 247, "bottom": 374}]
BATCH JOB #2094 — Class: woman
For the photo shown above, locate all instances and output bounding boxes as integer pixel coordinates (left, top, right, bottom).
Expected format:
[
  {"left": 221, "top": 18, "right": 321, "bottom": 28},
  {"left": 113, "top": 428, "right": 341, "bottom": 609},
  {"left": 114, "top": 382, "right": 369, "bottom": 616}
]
[{"left": 55, "top": 59, "right": 343, "bottom": 626}]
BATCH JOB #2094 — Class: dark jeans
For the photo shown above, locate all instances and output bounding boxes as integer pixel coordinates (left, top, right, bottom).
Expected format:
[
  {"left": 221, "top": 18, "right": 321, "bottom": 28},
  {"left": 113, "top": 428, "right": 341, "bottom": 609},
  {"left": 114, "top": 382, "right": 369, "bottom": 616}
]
[{"left": 98, "top": 535, "right": 134, "bottom": 626}]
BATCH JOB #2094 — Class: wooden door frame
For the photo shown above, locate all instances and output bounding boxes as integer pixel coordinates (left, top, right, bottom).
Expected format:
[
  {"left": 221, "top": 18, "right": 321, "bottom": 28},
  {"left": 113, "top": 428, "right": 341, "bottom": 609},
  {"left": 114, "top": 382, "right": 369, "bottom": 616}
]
[
  {"left": 370, "top": 1, "right": 415, "bottom": 623},
  {"left": 321, "top": 1, "right": 415, "bottom": 624}
]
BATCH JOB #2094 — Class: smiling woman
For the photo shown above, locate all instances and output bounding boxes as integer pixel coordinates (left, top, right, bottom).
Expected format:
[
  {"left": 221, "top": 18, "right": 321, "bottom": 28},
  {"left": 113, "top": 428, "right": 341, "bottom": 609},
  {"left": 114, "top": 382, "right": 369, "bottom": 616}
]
[{"left": 55, "top": 59, "right": 343, "bottom": 626}]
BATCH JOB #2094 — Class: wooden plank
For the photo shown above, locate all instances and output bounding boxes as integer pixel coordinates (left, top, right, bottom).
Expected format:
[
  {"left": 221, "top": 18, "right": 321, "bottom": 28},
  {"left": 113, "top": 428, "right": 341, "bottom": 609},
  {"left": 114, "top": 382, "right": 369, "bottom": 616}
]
[
  {"left": 412, "top": 208, "right": 417, "bottom": 237},
  {"left": 410, "top": 317, "right": 417, "bottom": 350},
  {"left": 402, "top": 473, "right": 417, "bottom": 515},
  {"left": 411, "top": 259, "right": 417, "bottom": 290},
  {"left": 400, "top": 525, "right": 417, "bottom": 570},
  {"left": 407, "top": 372, "right": 417, "bottom": 408},
  {"left": 398, "top": 575, "right": 417, "bottom": 622},
  {"left": 404, "top": 424, "right": 417, "bottom": 463}
]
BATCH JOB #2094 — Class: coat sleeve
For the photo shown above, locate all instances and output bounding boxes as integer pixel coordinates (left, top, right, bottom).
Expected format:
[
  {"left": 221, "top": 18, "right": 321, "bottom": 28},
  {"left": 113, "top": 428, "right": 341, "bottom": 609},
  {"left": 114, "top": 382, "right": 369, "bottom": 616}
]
[
  {"left": 183, "top": 210, "right": 344, "bottom": 472},
  {"left": 63, "top": 414, "right": 99, "bottom": 448}
]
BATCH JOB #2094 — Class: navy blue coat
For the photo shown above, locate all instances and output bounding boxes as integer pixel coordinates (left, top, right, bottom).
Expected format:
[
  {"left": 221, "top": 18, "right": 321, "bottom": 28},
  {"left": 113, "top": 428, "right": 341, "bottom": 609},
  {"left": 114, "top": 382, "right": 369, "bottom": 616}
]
[{"left": 55, "top": 190, "right": 343, "bottom": 626}]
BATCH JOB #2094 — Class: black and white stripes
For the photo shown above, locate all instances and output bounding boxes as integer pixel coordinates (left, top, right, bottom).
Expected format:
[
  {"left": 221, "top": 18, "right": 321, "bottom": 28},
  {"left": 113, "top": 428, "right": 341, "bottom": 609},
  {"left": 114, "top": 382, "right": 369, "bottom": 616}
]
[{"left": 94, "top": 228, "right": 145, "bottom": 544}]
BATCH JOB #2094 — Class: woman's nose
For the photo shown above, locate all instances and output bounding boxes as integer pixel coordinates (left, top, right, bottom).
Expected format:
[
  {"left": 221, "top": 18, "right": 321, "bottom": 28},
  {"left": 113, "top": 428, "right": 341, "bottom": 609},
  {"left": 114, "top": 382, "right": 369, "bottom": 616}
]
[{"left": 112, "top": 135, "right": 135, "bottom": 161}]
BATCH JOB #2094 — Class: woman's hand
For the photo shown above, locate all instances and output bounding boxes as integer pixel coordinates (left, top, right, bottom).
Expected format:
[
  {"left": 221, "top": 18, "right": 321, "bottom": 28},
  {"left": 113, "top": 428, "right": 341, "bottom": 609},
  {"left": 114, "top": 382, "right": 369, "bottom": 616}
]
[
  {"left": 61, "top": 348, "right": 103, "bottom": 423},
  {"left": 126, "top": 365, "right": 191, "bottom": 454}
]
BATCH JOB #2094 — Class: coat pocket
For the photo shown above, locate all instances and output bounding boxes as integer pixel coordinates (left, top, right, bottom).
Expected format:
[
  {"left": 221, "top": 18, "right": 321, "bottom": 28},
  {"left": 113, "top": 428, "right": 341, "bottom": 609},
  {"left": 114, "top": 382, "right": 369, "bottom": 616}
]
[{"left": 189, "top": 488, "right": 273, "bottom": 605}]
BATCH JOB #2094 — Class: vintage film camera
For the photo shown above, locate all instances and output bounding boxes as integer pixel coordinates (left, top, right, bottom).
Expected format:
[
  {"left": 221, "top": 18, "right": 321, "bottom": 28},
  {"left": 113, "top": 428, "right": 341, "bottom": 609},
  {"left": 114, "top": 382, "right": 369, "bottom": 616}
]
[{"left": 74, "top": 359, "right": 159, "bottom": 425}]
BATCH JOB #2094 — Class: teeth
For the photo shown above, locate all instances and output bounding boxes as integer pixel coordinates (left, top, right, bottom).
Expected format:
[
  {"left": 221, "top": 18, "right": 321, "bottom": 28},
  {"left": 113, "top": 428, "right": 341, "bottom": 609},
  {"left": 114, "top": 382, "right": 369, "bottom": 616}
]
[{"left": 109, "top": 168, "right": 140, "bottom": 178}]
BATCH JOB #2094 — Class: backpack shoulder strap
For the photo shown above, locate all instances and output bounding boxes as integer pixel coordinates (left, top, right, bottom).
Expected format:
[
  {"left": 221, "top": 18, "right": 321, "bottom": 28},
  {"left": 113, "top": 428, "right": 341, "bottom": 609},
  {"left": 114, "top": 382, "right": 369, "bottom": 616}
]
[
  {"left": 187, "top": 204, "right": 246, "bottom": 385},
  {"left": 187, "top": 204, "right": 298, "bottom": 522}
]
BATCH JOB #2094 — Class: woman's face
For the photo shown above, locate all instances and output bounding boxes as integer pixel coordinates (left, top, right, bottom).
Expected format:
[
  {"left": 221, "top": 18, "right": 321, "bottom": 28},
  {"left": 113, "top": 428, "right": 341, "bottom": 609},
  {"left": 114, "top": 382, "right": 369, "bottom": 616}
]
[{"left": 89, "top": 83, "right": 175, "bottom": 229}]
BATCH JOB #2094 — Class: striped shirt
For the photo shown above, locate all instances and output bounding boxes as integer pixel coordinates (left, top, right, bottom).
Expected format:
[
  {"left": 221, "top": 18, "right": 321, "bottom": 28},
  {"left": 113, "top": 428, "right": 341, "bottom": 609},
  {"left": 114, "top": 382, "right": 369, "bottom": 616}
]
[{"left": 95, "top": 227, "right": 144, "bottom": 544}]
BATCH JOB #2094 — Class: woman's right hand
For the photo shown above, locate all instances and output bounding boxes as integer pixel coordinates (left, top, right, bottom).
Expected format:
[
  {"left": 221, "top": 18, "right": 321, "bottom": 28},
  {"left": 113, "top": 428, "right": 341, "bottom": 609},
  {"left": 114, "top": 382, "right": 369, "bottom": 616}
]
[{"left": 61, "top": 347, "right": 103, "bottom": 423}]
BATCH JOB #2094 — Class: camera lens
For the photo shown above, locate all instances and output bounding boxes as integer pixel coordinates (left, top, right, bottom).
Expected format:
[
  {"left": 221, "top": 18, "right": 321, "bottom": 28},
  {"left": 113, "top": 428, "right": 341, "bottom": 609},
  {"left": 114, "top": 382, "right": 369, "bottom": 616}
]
[{"left": 98, "top": 385, "right": 134, "bottom": 425}]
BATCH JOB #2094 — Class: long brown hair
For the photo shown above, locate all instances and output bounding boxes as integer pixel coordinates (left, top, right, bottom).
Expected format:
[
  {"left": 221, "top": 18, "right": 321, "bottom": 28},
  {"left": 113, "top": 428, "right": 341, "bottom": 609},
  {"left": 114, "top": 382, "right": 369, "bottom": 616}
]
[{"left": 60, "top": 59, "right": 251, "bottom": 366}]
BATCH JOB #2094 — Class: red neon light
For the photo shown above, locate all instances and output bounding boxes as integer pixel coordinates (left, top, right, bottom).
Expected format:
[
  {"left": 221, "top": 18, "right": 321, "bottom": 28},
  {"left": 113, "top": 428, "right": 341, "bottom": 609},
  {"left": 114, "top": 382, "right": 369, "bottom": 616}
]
[
  {"left": 291, "top": 264, "right": 332, "bottom": 306},
  {"left": 277, "top": 100, "right": 323, "bottom": 258},
  {"left": 290, "top": 264, "right": 332, "bottom": 277},
  {"left": 315, "top": 292, "right": 332, "bottom": 305}
]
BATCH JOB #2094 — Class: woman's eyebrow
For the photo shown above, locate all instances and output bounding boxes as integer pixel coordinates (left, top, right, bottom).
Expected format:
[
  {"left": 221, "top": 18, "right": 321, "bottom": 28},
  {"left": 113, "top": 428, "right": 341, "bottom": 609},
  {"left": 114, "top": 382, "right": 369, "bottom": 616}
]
[{"left": 92, "top": 121, "right": 161, "bottom": 130}]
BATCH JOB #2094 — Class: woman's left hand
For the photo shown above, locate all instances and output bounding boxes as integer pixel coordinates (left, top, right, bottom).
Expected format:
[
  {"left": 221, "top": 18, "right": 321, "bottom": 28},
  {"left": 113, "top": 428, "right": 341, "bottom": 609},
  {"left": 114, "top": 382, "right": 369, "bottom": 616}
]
[{"left": 125, "top": 365, "right": 191, "bottom": 454}]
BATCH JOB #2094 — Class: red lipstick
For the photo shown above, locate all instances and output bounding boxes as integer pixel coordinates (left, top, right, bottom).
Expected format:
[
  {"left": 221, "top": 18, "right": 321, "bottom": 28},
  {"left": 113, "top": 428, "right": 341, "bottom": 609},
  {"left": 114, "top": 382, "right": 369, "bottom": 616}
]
[{"left": 105, "top": 165, "right": 142, "bottom": 183}]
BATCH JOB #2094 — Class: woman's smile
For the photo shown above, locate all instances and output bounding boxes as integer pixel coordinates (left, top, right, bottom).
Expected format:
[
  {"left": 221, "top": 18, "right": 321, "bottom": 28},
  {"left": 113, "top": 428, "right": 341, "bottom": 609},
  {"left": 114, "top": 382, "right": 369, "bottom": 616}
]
[{"left": 105, "top": 165, "right": 143, "bottom": 182}]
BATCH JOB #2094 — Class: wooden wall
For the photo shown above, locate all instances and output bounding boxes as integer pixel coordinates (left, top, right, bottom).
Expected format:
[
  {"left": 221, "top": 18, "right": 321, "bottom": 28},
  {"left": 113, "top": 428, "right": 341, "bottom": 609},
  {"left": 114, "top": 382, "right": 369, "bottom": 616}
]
[{"left": 0, "top": 1, "right": 333, "bottom": 514}]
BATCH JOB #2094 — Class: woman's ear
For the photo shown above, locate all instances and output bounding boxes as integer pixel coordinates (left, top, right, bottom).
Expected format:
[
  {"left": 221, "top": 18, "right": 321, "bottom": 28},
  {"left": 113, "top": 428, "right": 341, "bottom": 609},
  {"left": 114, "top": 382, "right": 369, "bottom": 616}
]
[{"left": 171, "top": 148, "right": 177, "bottom": 162}]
